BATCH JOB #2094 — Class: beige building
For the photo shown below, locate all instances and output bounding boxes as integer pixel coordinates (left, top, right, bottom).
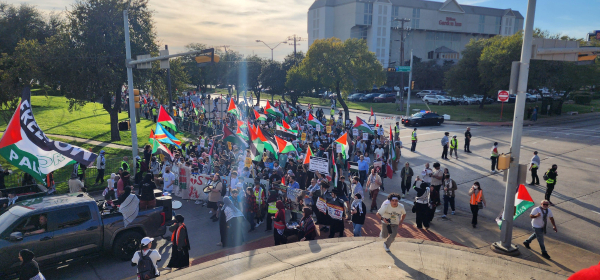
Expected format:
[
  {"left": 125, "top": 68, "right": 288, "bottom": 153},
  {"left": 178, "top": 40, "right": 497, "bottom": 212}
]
[{"left": 307, "top": 0, "right": 524, "bottom": 67}]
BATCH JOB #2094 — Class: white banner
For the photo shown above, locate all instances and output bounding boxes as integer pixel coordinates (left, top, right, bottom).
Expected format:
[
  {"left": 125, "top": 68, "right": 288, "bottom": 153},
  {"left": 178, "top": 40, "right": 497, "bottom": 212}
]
[
  {"left": 363, "top": 133, "right": 368, "bottom": 141},
  {"left": 353, "top": 128, "right": 358, "bottom": 136},
  {"left": 308, "top": 156, "right": 329, "bottom": 175}
]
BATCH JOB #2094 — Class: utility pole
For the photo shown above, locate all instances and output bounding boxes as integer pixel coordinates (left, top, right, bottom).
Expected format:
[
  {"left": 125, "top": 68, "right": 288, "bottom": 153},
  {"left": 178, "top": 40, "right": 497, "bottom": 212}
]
[
  {"left": 217, "top": 45, "right": 230, "bottom": 53},
  {"left": 406, "top": 50, "right": 414, "bottom": 115},
  {"left": 286, "top": 34, "right": 306, "bottom": 59},
  {"left": 123, "top": 10, "right": 138, "bottom": 176},
  {"left": 492, "top": 0, "right": 536, "bottom": 256},
  {"left": 394, "top": 18, "right": 411, "bottom": 100}
]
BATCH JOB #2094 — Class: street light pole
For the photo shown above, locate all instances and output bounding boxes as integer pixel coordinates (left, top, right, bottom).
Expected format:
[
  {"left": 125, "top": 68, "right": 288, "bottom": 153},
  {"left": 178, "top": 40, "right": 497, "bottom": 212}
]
[
  {"left": 493, "top": 0, "right": 537, "bottom": 255},
  {"left": 123, "top": 10, "right": 138, "bottom": 176},
  {"left": 255, "top": 40, "right": 288, "bottom": 61},
  {"left": 166, "top": 45, "right": 172, "bottom": 117}
]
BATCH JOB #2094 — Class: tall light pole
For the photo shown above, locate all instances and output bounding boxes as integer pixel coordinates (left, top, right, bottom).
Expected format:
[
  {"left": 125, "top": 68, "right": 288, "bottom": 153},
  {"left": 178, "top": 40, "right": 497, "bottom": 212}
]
[
  {"left": 492, "top": 0, "right": 537, "bottom": 256},
  {"left": 255, "top": 40, "right": 288, "bottom": 61},
  {"left": 394, "top": 18, "right": 411, "bottom": 109}
]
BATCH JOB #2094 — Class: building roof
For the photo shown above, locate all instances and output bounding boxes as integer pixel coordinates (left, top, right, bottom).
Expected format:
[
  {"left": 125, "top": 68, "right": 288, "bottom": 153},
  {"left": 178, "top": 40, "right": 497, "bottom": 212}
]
[
  {"left": 308, "top": 0, "right": 524, "bottom": 19},
  {"left": 434, "top": 46, "right": 458, "bottom": 53}
]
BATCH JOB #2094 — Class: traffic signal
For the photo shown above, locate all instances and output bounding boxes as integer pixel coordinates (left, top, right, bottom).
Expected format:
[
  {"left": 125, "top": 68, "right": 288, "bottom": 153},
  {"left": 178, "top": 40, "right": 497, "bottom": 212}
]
[
  {"left": 133, "top": 89, "right": 140, "bottom": 108},
  {"left": 411, "top": 81, "right": 415, "bottom": 90},
  {"left": 195, "top": 48, "right": 220, "bottom": 67}
]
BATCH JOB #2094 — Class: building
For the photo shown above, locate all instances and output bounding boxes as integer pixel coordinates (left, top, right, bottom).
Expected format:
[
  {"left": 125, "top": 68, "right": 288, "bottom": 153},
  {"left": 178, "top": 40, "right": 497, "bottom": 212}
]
[
  {"left": 307, "top": 0, "right": 524, "bottom": 67},
  {"left": 586, "top": 30, "right": 600, "bottom": 41}
]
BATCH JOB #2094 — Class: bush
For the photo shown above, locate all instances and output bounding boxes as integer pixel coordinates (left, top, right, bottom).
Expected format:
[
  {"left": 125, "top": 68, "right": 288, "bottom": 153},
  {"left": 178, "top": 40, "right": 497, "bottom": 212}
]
[
  {"left": 591, "top": 92, "right": 600, "bottom": 100},
  {"left": 573, "top": 94, "right": 592, "bottom": 105}
]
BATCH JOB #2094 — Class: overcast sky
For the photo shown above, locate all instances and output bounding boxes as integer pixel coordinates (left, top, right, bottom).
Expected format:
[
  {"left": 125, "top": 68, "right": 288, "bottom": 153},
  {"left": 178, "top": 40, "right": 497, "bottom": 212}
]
[{"left": 21, "top": 0, "right": 600, "bottom": 61}]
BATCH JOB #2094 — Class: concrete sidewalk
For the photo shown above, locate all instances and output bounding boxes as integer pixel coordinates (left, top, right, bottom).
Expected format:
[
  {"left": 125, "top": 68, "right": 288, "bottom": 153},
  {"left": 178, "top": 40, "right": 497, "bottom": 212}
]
[{"left": 159, "top": 237, "right": 571, "bottom": 280}]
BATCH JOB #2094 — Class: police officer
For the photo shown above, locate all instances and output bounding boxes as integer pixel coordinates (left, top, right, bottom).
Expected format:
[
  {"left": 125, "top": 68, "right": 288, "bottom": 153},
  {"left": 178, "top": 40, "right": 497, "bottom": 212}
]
[
  {"left": 411, "top": 128, "right": 417, "bottom": 152},
  {"left": 529, "top": 151, "right": 540, "bottom": 185},
  {"left": 394, "top": 122, "right": 400, "bottom": 142},
  {"left": 121, "top": 156, "right": 130, "bottom": 173},
  {"left": 544, "top": 164, "right": 558, "bottom": 205},
  {"left": 464, "top": 127, "right": 472, "bottom": 153}
]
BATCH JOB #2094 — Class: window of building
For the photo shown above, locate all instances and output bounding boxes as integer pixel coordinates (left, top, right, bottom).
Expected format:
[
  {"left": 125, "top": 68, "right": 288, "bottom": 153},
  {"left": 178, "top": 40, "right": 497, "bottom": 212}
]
[
  {"left": 393, "top": 6, "right": 399, "bottom": 17},
  {"left": 478, "top": 15, "right": 485, "bottom": 33},
  {"left": 383, "top": 16, "right": 387, "bottom": 26},
  {"left": 364, "top": 3, "right": 373, "bottom": 25},
  {"left": 495, "top": 17, "right": 501, "bottom": 34},
  {"left": 411, "top": 8, "right": 420, "bottom": 29},
  {"left": 382, "top": 28, "right": 386, "bottom": 37},
  {"left": 513, "top": 19, "right": 520, "bottom": 34},
  {"left": 383, "top": 6, "right": 387, "bottom": 15},
  {"left": 378, "top": 5, "right": 382, "bottom": 14}
]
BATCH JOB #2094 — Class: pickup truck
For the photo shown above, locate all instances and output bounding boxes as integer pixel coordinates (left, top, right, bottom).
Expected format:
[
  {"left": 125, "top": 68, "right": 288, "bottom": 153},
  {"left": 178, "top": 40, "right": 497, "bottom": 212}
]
[{"left": 0, "top": 193, "right": 167, "bottom": 278}]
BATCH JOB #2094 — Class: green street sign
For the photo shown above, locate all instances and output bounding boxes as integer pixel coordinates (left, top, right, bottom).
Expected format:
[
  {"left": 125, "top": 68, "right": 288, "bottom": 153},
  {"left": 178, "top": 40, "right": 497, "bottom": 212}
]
[{"left": 396, "top": 66, "right": 411, "bottom": 72}]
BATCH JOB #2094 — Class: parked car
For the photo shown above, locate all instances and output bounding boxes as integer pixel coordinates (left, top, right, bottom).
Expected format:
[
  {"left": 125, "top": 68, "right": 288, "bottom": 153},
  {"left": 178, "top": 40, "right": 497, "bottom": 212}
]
[
  {"left": 526, "top": 93, "right": 538, "bottom": 102},
  {"left": 0, "top": 193, "right": 168, "bottom": 278},
  {"left": 423, "top": 95, "right": 452, "bottom": 105},
  {"left": 447, "top": 96, "right": 464, "bottom": 105},
  {"left": 373, "top": 93, "right": 396, "bottom": 103},
  {"left": 473, "top": 95, "right": 495, "bottom": 104},
  {"left": 359, "top": 93, "right": 378, "bottom": 102},
  {"left": 401, "top": 112, "right": 444, "bottom": 126},
  {"left": 347, "top": 93, "right": 364, "bottom": 102},
  {"left": 462, "top": 95, "right": 479, "bottom": 105},
  {"left": 416, "top": 90, "right": 437, "bottom": 98}
]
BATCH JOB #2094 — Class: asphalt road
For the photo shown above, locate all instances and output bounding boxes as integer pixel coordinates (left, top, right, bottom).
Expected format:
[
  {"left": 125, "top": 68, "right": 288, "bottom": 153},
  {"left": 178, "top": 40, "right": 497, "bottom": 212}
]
[{"left": 41, "top": 96, "right": 600, "bottom": 279}]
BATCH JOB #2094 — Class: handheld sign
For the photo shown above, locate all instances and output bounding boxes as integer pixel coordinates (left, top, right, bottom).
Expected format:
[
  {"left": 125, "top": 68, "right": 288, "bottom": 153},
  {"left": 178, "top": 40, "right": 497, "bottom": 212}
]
[
  {"left": 352, "top": 128, "right": 358, "bottom": 136},
  {"left": 326, "top": 126, "right": 332, "bottom": 133},
  {"left": 336, "top": 145, "right": 342, "bottom": 153},
  {"left": 308, "top": 156, "right": 329, "bottom": 174},
  {"left": 199, "top": 139, "right": 205, "bottom": 148},
  {"left": 301, "top": 133, "right": 306, "bottom": 141},
  {"left": 316, "top": 124, "right": 322, "bottom": 132},
  {"left": 227, "top": 142, "right": 232, "bottom": 150},
  {"left": 363, "top": 133, "right": 368, "bottom": 141}
]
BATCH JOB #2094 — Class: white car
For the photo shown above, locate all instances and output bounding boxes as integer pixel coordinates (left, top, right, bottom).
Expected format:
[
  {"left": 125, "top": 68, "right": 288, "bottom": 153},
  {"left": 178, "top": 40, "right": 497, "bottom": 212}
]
[
  {"left": 462, "top": 95, "right": 479, "bottom": 105},
  {"left": 526, "top": 93, "right": 538, "bottom": 102},
  {"left": 423, "top": 95, "right": 451, "bottom": 105},
  {"left": 416, "top": 90, "right": 437, "bottom": 98}
]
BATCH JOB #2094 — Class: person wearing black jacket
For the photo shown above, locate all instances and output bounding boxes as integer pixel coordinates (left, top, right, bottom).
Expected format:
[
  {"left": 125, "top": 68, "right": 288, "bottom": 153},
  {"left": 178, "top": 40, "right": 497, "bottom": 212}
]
[
  {"left": 350, "top": 193, "right": 366, "bottom": 236},
  {"left": 413, "top": 178, "right": 431, "bottom": 230},
  {"left": 545, "top": 164, "right": 558, "bottom": 205},
  {"left": 19, "top": 249, "right": 44, "bottom": 280},
  {"left": 139, "top": 174, "right": 157, "bottom": 210},
  {"left": 400, "top": 163, "right": 414, "bottom": 197},
  {"left": 427, "top": 185, "right": 440, "bottom": 224}
]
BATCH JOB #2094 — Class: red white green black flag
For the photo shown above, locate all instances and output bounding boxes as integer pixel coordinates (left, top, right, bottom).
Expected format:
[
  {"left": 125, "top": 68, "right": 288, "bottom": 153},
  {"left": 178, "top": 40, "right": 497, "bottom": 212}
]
[{"left": 0, "top": 88, "right": 98, "bottom": 184}]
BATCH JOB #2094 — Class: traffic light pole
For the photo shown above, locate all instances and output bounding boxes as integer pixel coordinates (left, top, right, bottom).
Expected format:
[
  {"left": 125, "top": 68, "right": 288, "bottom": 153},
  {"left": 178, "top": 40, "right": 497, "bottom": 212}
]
[
  {"left": 166, "top": 45, "right": 172, "bottom": 117},
  {"left": 123, "top": 10, "right": 138, "bottom": 176},
  {"left": 406, "top": 50, "right": 413, "bottom": 115},
  {"left": 492, "top": 0, "right": 537, "bottom": 255}
]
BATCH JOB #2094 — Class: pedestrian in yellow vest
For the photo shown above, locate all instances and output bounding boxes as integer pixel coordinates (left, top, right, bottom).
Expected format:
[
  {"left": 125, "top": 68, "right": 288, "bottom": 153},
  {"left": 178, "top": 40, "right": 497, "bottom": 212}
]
[
  {"left": 449, "top": 135, "right": 458, "bottom": 159},
  {"left": 410, "top": 128, "right": 418, "bottom": 152}
]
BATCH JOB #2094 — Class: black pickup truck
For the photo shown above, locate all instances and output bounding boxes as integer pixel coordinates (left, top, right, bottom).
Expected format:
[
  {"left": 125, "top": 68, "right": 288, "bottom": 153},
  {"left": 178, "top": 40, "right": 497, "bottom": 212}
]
[{"left": 0, "top": 193, "right": 167, "bottom": 278}]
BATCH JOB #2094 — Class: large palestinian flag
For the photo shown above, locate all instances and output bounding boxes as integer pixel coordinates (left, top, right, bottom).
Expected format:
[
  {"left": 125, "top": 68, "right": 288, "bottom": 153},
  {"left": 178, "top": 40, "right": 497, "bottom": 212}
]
[
  {"left": 257, "top": 126, "right": 278, "bottom": 159},
  {"left": 334, "top": 132, "right": 349, "bottom": 160},
  {"left": 354, "top": 116, "right": 375, "bottom": 135},
  {"left": 276, "top": 123, "right": 297, "bottom": 139},
  {"left": 307, "top": 113, "right": 323, "bottom": 128},
  {"left": 227, "top": 98, "right": 240, "bottom": 117},
  {"left": 158, "top": 105, "right": 177, "bottom": 132},
  {"left": 496, "top": 184, "right": 535, "bottom": 229},
  {"left": 248, "top": 122, "right": 264, "bottom": 161},
  {"left": 253, "top": 109, "right": 267, "bottom": 121},
  {"left": 0, "top": 87, "right": 98, "bottom": 184},
  {"left": 302, "top": 146, "right": 313, "bottom": 165},
  {"left": 265, "top": 100, "right": 283, "bottom": 118},
  {"left": 222, "top": 125, "right": 248, "bottom": 149},
  {"left": 275, "top": 136, "right": 297, "bottom": 154}
]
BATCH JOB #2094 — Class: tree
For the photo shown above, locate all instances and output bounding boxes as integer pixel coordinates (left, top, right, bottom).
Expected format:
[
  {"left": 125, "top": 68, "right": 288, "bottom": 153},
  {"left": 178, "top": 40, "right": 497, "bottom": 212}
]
[
  {"left": 285, "top": 65, "right": 314, "bottom": 106},
  {"left": 42, "top": 0, "right": 158, "bottom": 141},
  {"left": 298, "top": 38, "right": 385, "bottom": 121},
  {"left": 0, "top": 3, "right": 61, "bottom": 54},
  {"left": 259, "top": 60, "right": 284, "bottom": 104}
]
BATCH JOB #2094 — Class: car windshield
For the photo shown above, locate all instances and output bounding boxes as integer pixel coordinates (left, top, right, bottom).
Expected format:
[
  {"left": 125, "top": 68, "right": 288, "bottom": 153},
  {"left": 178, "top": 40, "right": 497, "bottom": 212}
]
[
  {"left": 0, "top": 208, "right": 26, "bottom": 236},
  {"left": 378, "top": 94, "right": 386, "bottom": 97},
  {"left": 412, "top": 113, "right": 423, "bottom": 118}
]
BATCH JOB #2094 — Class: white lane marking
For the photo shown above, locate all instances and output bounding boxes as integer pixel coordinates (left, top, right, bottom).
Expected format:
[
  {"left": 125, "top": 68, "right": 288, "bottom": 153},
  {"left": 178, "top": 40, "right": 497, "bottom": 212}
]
[
  {"left": 586, "top": 158, "right": 599, "bottom": 161},
  {"left": 532, "top": 142, "right": 537, "bottom": 144},
  {"left": 593, "top": 211, "right": 600, "bottom": 215}
]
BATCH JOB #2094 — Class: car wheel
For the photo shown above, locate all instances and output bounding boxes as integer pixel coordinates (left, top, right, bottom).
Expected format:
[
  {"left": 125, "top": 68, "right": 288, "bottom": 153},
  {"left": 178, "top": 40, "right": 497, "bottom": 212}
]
[
  {"left": 463, "top": 101, "right": 468, "bottom": 105},
  {"left": 113, "top": 231, "right": 143, "bottom": 261},
  {"left": 438, "top": 101, "right": 442, "bottom": 106}
]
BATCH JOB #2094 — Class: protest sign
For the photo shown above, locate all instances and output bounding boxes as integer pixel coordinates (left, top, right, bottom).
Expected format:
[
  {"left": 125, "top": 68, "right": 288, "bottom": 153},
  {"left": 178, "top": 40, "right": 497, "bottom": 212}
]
[{"left": 308, "top": 156, "right": 329, "bottom": 174}]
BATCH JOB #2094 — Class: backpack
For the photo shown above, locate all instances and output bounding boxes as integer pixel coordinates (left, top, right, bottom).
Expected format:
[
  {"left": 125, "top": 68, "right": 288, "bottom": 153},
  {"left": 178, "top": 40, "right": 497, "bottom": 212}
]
[
  {"left": 137, "top": 250, "right": 156, "bottom": 280},
  {"left": 543, "top": 171, "right": 549, "bottom": 181},
  {"left": 219, "top": 181, "right": 227, "bottom": 197}
]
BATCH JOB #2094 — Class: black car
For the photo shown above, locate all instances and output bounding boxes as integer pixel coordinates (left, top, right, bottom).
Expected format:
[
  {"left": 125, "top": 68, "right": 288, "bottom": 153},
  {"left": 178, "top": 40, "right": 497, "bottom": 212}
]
[
  {"left": 401, "top": 112, "right": 444, "bottom": 126},
  {"left": 359, "top": 93, "right": 378, "bottom": 102},
  {"left": 348, "top": 93, "right": 365, "bottom": 102}
]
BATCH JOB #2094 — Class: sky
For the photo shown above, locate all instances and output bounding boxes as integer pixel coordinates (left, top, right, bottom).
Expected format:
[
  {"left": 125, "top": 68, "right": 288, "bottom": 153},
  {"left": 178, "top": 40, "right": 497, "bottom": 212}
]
[{"left": 18, "top": 0, "right": 600, "bottom": 61}]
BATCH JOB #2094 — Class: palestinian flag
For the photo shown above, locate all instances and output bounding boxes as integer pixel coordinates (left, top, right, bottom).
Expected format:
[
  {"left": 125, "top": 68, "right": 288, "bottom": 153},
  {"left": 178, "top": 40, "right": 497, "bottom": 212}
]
[
  {"left": 354, "top": 116, "right": 375, "bottom": 135},
  {"left": 155, "top": 123, "right": 181, "bottom": 148},
  {"left": 303, "top": 146, "right": 313, "bottom": 165},
  {"left": 265, "top": 100, "right": 283, "bottom": 118},
  {"left": 331, "top": 151, "right": 337, "bottom": 188},
  {"left": 276, "top": 123, "right": 297, "bottom": 139},
  {"left": 0, "top": 87, "right": 97, "bottom": 184},
  {"left": 282, "top": 119, "right": 293, "bottom": 130},
  {"left": 222, "top": 125, "right": 248, "bottom": 149},
  {"left": 158, "top": 105, "right": 177, "bottom": 132},
  {"left": 275, "top": 136, "right": 297, "bottom": 154},
  {"left": 496, "top": 184, "right": 535, "bottom": 229},
  {"left": 235, "top": 125, "right": 249, "bottom": 141},
  {"left": 257, "top": 127, "right": 278, "bottom": 159},
  {"left": 307, "top": 113, "right": 323, "bottom": 128},
  {"left": 248, "top": 123, "right": 264, "bottom": 161},
  {"left": 150, "top": 130, "right": 174, "bottom": 161},
  {"left": 334, "top": 132, "right": 349, "bottom": 160},
  {"left": 192, "top": 102, "right": 198, "bottom": 115},
  {"left": 227, "top": 98, "right": 240, "bottom": 117},
  {"left": 253, "top": 109, "right": 267, "bottom": 121},
  {"left": 179, "top": 108, "right": 184, "bottom": 118}
]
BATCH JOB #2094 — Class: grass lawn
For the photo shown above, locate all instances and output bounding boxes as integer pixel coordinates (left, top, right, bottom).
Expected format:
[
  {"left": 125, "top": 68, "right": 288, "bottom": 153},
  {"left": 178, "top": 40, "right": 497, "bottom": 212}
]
[
  {"left": 213, "top": 90, "right": 599, "bottom": 122},
  {"left": 0, "top": 135, "right": 132, "bottom": 194},
  {"left": 0, "top": 96, "right": 194, "bottom": 147}
]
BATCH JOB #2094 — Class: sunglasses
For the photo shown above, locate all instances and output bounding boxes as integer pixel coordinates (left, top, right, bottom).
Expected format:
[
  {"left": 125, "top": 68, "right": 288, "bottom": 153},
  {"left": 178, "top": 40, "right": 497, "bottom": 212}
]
[{"left": 542, "top": 204, "right": 549, "bottom": 206}]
